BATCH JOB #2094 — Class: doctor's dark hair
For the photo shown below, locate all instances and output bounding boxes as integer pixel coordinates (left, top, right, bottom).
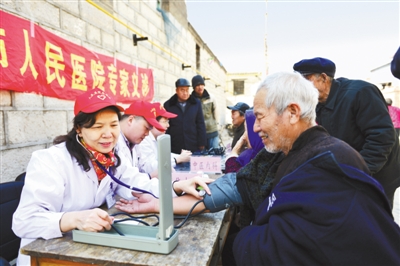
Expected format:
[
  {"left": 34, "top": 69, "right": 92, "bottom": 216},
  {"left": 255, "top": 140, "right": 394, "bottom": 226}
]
[{"left": 53, "top": 106, "right": 122, "bottom": 172}]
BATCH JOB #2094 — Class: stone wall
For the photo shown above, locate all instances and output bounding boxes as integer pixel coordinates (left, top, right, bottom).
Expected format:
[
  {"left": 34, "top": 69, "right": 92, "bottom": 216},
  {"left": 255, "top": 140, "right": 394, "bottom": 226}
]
[{"left": 0, "top": 0, "right": 228, "bottom": 183}]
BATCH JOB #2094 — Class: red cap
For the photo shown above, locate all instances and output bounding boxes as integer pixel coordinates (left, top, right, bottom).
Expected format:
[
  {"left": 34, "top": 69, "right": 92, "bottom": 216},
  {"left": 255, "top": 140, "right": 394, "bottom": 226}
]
[
  {"left": 74, "top": 88, "right": 123, "bottom": 115},
  {"left": 152, "top": 102, "right": 177, "bottom": 119},
  {"left": 124, "top": 101, "right": 165, "bottom": 131}
]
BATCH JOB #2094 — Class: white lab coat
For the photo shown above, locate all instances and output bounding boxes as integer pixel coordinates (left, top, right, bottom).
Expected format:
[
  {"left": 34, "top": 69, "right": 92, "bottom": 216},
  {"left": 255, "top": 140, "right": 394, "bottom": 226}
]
[
  {"left": 115, "top": 133, "right": 141, "bottom": 168},
  {"left": 12, "top": 142, "right": 159, "bottom": 265},
  {"left": 137, "top": 132, "right": 178, "bottom": 173}
]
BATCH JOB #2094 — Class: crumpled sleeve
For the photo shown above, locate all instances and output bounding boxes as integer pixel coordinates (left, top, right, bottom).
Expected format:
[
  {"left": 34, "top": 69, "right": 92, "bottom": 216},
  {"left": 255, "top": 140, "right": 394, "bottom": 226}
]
[{"left": 12, "top": 150, "right": 66, "bottom": 240}]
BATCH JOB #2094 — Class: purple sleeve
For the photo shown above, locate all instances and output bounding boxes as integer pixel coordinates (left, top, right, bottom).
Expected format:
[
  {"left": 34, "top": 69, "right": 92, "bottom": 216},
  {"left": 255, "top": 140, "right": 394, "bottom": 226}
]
[{"left": 225, "top": 157, "right": 242, "bottom": 173}]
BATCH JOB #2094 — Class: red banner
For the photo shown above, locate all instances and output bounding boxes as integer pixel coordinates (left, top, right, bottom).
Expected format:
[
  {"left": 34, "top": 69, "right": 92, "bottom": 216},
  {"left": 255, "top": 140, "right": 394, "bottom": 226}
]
[{"left": 0, "top": 10, "right": 154, "bottom": 103}]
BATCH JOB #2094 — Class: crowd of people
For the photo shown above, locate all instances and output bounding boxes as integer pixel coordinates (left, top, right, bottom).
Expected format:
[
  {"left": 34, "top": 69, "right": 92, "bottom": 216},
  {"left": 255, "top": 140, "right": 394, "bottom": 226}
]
[{"left": 11, "top": 49, "right": 400, "bottom": 266}]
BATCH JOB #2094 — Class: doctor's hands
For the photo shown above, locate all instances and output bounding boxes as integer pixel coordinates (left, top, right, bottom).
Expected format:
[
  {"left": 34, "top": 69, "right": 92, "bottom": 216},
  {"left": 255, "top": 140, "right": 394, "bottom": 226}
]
[{"left": 60, "top": 208, "right": 114, "bottom": 233}]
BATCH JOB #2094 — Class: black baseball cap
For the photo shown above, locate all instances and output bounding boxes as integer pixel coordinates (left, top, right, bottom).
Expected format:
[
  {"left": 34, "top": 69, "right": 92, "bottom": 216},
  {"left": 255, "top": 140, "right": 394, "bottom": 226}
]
[{"left": 227, "top": 102, "right": 250, "bottom": 115}]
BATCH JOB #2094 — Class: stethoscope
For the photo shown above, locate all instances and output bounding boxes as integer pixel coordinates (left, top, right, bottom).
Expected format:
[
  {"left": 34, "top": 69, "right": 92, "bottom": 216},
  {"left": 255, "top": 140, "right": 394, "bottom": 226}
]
[{"left": 76, "top": 134, "right": 158, "bottom": 199}]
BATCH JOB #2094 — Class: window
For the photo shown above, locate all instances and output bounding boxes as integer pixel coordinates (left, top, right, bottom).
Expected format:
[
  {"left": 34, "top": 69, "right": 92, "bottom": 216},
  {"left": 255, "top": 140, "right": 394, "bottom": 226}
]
[
  {"left": 233, "top": 80, "right": 245, "bottom": 95},
  {"left": 196, "top": 44, "right": 200, "bottom": 70}
]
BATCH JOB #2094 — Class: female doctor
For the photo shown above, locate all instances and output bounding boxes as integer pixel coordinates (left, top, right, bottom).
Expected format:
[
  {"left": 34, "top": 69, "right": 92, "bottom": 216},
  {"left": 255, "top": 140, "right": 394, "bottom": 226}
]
[{"left": 12, "top": 88, "right": 211, "bottom": 265}]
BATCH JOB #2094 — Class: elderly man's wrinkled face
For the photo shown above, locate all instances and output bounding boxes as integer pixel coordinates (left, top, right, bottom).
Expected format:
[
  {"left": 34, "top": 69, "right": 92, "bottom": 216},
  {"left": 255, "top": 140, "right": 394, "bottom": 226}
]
[
  {"left": 231, "top": 110, "right": 245, "bottom": 127},
  {"left": 253, "top": 90, "right": 292, "bottom": 154},
  {"left": 303, "top": 73, "right": 329, "bottom": 103}
]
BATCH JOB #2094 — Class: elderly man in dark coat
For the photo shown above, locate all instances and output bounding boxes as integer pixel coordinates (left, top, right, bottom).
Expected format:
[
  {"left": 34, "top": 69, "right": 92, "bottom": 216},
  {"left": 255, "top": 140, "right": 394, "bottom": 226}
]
[
  {"left": 164, "top": 78, "right": 206, "bottom": 154},
  {"left": 294, "top": 57, "right": 400, "bottom": 207}
]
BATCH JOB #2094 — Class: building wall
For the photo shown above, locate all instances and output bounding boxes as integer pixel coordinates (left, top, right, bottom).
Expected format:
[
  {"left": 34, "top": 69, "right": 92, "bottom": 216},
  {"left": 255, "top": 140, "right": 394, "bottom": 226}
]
[
  {"left": 0, "top": 0, "right": 227, "bottom": 183},
  {"left": 225, "top": 72, "right": 262, "bottom": 123}
]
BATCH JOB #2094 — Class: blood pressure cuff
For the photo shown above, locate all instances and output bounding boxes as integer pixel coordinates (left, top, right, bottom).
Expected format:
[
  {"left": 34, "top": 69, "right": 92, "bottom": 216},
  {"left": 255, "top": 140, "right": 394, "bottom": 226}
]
[{"left": 203, "top": 173, "right": 243, "bottom": 212}]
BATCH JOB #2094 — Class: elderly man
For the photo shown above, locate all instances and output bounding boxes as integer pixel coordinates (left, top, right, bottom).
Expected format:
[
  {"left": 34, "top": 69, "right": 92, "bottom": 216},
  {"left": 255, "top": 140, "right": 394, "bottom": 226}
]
[
  {"left": 116, "top": 72, "right": 400, "bottom": 266},
  {"left": 227, "top": 102, "right": 250, "bottom": 148},
  {"left": 164, "top": 78, "right": 207, "bottom": 154},
  {"left": 293, "top": 57, "right": 400, "bottom": 206}
]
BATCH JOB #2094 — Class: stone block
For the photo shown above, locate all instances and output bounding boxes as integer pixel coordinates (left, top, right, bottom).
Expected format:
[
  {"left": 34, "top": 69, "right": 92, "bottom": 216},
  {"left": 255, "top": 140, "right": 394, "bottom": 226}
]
[
  {"left": 141, "top": 3, "right": 162, "bottom": 28},
  {"left": 66, "top": 110, "right": 74, "bottom": 130},
  {"left": 20, "top": 1, "right": 60, "bottom": 29},
  {"left": 114, "top": 33, "right": 121, "bottom": 52},
  {"left": 44, "top": 97, "right": 73, "bottom": 110},
  {"left": 168, "top": 61, "right": 177, "bottom": 73},
  {"left": 148, "top": 22, "right": 158, "bottom": 39},
  {"left": 157, "top": 84, "right": 173, "bottom": 102},
  {"left": 1, "top": 1, "right": 18, "bottom": 10},
  {"left": 157, "top": 29, "right": 167, "bottom": 44},
  {"left": 55, "top": 1, "right": 80, "bottom": 16},
  {"left": 0, "top": 90, "right": 11, "bottom": 106},
  {"left": 61, "top": 11, "right": 86, "bottom": 39},
  {"left": 101, "top": 30, "right": 115, "bottom": 51},
  {"left": 165, "top": 72, "right": 178, "bottom": 88},
  {"left": 14, "top": 92, "right": 43, "bottom": 108},
  {"left": 120, "top": 34, "right": 134, "bottom": 55},
  {"left": 43, "top": 25, "right": 82, "bottom": 46},
  {"left": 6, "top": 110, "right": 67, "bottom": 144},
  {"left": 82, "top": 41, "right": 112, "bottom": 58},
  {"left": 114, "top": 52, "right": 132, "bottom": 66},
  {"left": 115, "top": 19, "right": 129, "bottom": 36},
  {"left": 87, "top": 24, "right": 101, "bottom": 46},
  {"left": 156, "top": 55, "right": 169, "bottom": 70},
  {"left": 151, "top": 67, "right": 164, "bottom": 81},
  {"left": 116, "top": 1, "right": 135, "bottom": 22},
  {"left": 126, "top": 0, "right": 140, "bottom": 11},
  {"left": 80, "top": 1, "right": 114, "bottom": 34},
  {"left": 0, "top": 144, "right": 46, "bottom": 183},
  {"left": 136, "top": 14, "right": 148, "bottom": 33},
  {"left": 138, "top": 46, "right": 156, "bottom": 65}
]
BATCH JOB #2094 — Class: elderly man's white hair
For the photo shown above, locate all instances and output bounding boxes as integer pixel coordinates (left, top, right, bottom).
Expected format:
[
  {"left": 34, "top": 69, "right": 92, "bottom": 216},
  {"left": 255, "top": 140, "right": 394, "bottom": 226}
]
[{"left": 256, "top": 71, "right": 319, "bottom": 124}]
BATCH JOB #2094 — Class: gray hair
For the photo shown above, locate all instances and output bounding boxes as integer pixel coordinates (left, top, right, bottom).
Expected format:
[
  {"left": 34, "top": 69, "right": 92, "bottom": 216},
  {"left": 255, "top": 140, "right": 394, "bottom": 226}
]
[{"left": 256, "top": 71, "right": 318, "bottom": 123}]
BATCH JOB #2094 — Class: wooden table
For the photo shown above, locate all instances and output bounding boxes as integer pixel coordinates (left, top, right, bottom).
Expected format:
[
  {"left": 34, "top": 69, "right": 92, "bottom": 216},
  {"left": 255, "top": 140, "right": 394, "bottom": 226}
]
[{"left": 21, "top": 173, "right": 233, "bottom": 266}]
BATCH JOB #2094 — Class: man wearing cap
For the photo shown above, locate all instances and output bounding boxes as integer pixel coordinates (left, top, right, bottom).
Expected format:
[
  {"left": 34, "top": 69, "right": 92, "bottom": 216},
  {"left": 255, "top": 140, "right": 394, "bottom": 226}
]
[
  {"left": 227, "top": 102, "right": 250, "bottom": 148},
  {"left": 391, "top": 46, "right": 400, "bottom": 79},
  {"left": 116, "top": 100, "right": 166, "bottom": 178},
  {"left": 191, "top": 75, "right": 220, "bottom": 150},
  {"left": 138, "top": 102, "right": 192, "bottom": 174},
  {"left": 164, "top": 78, "right": 207, "bottom": 154},
  {"left": 293, "top": 57, "right": 400, "bottom": 206}
]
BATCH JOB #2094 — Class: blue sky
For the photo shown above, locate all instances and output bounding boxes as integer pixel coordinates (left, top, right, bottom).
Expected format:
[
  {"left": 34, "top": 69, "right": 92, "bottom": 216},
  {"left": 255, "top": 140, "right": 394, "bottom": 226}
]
[{"left": 186, "top": 1, "right": 399, "bottom": 79}]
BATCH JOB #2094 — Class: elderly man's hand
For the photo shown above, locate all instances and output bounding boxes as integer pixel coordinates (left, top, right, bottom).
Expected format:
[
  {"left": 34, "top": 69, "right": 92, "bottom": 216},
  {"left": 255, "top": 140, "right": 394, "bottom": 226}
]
[{"left": 115, "top": 193, "right": 158, "bottom": 213}]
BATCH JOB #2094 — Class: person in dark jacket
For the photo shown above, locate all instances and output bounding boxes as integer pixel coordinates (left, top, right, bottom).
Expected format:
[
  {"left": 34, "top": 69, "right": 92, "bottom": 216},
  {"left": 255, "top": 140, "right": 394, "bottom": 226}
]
[
  {"left": 164, "top": 78, "right": 206, "bottom": 154},
  {"left": 116, "top": 72, "right": 400, "bottom": 266},
  {"left": 227, "top": 102, "right": 250, "bottom": 148},
  {"left": 191, "top": 75, "right": 220, "bottom": 149},
  {"left": 294, "top": 57, "right": 400, "bottom": 206}
]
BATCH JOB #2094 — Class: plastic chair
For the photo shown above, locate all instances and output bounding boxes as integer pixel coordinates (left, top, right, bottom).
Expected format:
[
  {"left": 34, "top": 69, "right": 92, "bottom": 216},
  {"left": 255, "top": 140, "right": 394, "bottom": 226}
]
[
  {"left": 0, "top": 179, "right": 24, "bottom": 264},
  {"left": 15, "top": 172, "right": 25, "bottom": 182}
]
